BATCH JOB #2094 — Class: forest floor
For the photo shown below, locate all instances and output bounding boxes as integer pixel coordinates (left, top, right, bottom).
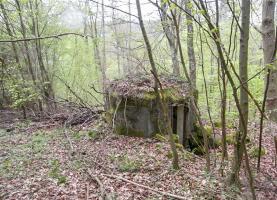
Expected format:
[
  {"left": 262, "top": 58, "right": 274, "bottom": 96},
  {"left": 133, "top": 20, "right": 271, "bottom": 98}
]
[{"left": 0, "top": 109, "right": 276, "bottom": 200}]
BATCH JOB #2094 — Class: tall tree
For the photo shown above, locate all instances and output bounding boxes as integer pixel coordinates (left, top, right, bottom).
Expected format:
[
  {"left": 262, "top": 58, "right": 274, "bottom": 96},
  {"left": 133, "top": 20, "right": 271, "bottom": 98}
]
[
  {"left": 159, "top": 0, "right": 180, "bottom": 75},
  {"left": 216, "top": 0, "right": 228, "bottom": 160},
  {"left": 238, "top": 0, "right": 250, "bottom": 143},
  {"left": 236, "top": 1, "right": 256, "bottom": 197},
  {"left": 0, "top": 2, "right": 24, "bottom": 79},
  {"left": 111, "top": 0, "right": 121, "bottom": 76},
  {"left": 14, "top": 0, "right": 37, "bottom": 87},
  {"left": 258, "top": 0, "right": 277, "bottom": 171},
  {"left": 136, "top": 0, "right": 179, "bottom": 169},
  {"left": 262, "top": 0, "right": 277, "bottom": 121},
  {"left": 185, "top": 0, "right": 196, "bottom": 87},
  {"left": 29, "top": 0, "right": 55, "bottom": 109},
  {"left": 101, "top": 0, "right": 108, "bottom": 109}
]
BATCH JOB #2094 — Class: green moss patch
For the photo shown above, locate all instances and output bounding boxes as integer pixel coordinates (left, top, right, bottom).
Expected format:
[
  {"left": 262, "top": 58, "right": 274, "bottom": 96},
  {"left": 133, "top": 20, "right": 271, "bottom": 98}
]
[
  {"left": 116, "top": 155, "right": 141, "bottom": 172},
  {"left": 250, "top": 146, "right": 266, "bottom": 158},
  {"left": 115, "top": 125, "right": 145, "bottom": 137},
  {"left": 143, "top": 88, "right": 185, "bottom": 103}
]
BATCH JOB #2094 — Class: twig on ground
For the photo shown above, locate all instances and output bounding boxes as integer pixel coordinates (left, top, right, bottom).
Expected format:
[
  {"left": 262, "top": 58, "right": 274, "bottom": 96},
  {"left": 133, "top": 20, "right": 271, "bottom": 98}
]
[
  {"left": 102, "top": 173, "right": 188, "bottom": 200},
  {"left": 86, "top": 169, "right": 107, "bottom": 200},
  {"left": 63, "top": 125, "right": 75, "bottom": 155},
  {"left": 85, "top": 183, "right": 89, "bottom": 200}
]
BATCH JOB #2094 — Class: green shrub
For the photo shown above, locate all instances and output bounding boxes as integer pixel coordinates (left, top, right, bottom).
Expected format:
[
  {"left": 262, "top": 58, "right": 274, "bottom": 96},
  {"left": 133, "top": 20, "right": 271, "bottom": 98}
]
[
  {"left": 117, "top": 155, "right": 141, "bottom": 172},
  {"left": 250, "top": 146, "right": 266, "bottom": 158},
  {"left": 175, "top": 143, "right": 184, "bottom": 150},
  {"left": 87, "top": 130, "right": 98, "bottom": 139},
  {"left": 214, "top": 121, "right": 222, "bottom": 128},
  {"left": 49, "top": 159, "right": 67, "bottom": 185},
  {"left": 173, "top": 134, "right": 179, "bottom": 143},
  {"left": 226, "top": 132, "right": 250, "bottom": 145},
  {"left": 155, "top": 134, "right": 166, "bottom": 142},
  {"left": 166, "top": 151, "right": 173, "bottom": 159},
  {"left": 226, "top": 132, "right": 236, "bottom": 145},
  {"left": 27, "top": 132, "right": 48, "bottom": 154},
  {"left": 192, "top": 146, "right": 205, "bottom": 155},
  {"left": 204, "top": 125, "right": 213, "bottom": 137}
]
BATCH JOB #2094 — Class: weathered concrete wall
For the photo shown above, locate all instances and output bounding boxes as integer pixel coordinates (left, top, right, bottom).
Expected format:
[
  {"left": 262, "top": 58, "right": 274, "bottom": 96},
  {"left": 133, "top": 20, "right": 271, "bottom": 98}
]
[
  {"left": 110, "top": 96, "right": 193, "bottom": 146},
  {"left": 177, "top": 105, "right": 184, "bottom": 144},
  {"left": 115, "top": 105, "right": 156, "bottom": 137}
]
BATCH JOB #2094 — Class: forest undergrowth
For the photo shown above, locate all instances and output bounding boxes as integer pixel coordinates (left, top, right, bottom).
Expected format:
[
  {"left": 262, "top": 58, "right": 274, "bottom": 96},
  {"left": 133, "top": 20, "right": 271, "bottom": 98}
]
[{"left": 0, "top": 108, "right": 276, "bottom": 200}]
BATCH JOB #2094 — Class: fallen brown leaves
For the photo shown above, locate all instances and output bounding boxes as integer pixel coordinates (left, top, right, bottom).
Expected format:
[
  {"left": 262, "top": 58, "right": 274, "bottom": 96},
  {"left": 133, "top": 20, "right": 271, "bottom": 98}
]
[{"left": 0, "top": 112, "right": 276, "bottom": 199}]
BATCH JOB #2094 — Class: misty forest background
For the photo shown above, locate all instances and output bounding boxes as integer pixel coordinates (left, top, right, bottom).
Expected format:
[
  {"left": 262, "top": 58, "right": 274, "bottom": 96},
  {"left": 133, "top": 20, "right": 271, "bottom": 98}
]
[{"left": 0, "top": 0, "right": 265, "bottom": 118}]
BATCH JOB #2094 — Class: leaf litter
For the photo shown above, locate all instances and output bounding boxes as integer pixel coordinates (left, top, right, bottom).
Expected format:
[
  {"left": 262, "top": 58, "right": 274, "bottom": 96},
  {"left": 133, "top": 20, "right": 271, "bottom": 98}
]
[{"left": 0, "top": 110, "right": 276, "bottom": 200}]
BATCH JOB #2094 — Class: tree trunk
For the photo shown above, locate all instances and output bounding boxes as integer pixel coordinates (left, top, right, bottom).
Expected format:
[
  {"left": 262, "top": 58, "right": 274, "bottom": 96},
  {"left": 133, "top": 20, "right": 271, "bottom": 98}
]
[
  {"left": 171, "top": 6, "right": 211, "bottom": 171},
  {"left": 238, "top": 0, "right": 250, "bottom": 148},
  {"left": 0, "top": 2, "right": 23, "bottom": 75},
  {"left": 258, "top": 0, "right": 277, "bottom": 171},
  {"left": 15, "top": 0, "right": 37, "bottom": 87},
  {"left": 160, "top": 0, "right": 180, "bottom": 75},
  {"left": 101, "top": 0, "right": 108, "bottom": 109},
  {"left": 262, "top": 0, "right": 277, "bottom": 121},
  {"left": 231, "top": 2, "right": 256, "bottom": 197},
  {"left": 215, "top": 0, "right": 228, "bottom": 160},
  {"left": 136, "top": 0, "right": 179, "bottom": 170},
  {"left": 29, "top": 0, "right": 55, "bottom": 109},
  {"left": 185, "top": 0, "right": 196, "bottom": 88},
  {"left": 111, "top": 0, "right": 122, "bottom": 77}
]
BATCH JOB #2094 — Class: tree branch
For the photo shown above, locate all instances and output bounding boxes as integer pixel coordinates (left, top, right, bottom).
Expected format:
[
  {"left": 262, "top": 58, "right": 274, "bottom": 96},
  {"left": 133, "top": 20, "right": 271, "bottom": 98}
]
[
  {"left": 0, "top": 32, "right": 91, "bottom": 43},
  {"left": 89, "top": 0, "right": 138, "bottom": 18}
]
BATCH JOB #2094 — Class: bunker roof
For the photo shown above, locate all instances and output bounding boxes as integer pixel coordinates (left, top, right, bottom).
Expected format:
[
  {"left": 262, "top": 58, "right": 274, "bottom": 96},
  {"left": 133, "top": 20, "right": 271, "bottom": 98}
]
[{"left": 108, "top": 73, "right": 192, "bottom": 102}]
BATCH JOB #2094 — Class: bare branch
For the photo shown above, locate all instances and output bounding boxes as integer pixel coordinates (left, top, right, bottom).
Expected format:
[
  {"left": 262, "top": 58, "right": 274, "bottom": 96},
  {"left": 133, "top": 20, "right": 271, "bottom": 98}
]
[
  {"left": 89, "top": 0, "right": 138, "bottom": 18},
  {"left": 0, "top": 32, "right": 91, "bottom": 43}
]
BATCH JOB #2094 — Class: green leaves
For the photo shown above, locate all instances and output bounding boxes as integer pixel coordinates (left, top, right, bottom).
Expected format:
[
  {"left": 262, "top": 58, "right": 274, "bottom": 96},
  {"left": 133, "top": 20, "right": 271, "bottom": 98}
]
[
  {"left": 8, "top": 82, "right": 40, "bottom": 109},
  {"left": 186, "top": 1, "right": 193, "bottom": 10},
  {"left": 49, "top": 159, "right": 67, "bottom": 185},
  {"left": 19, "top": 0, "right": 29, "bottom": 5},
  {"left": 265, "top": 63, "right": 277, "bottom": 70},
  {"left": 198, "top": 9, "right": 206, "bottom": 15}
]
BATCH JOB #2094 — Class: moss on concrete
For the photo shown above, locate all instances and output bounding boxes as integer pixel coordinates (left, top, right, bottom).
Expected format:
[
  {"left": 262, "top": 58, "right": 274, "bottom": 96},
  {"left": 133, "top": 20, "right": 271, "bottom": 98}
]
[
  {"left": 115, "top": 125, "right": 145, "bottom": 137},
  {"left": 142, "top": 88, "right": 185, "bottom": 103}
]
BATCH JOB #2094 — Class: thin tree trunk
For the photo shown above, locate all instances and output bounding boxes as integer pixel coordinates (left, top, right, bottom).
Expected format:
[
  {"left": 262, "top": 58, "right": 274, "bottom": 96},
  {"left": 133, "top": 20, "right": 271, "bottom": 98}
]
[
  {"left": 171, "top": 8, "right": 210, "bottom": 171},
  {"left": 15, "top": 0, "right": 43, "bottom": 112},
  {"left": 215, "top": 0, "right": 228, "bottom": 160},
  {"left": 160, "top": 0, "right": 180, "bottom": 75},
  {"left": 0, "top": 3, "right": 23, "bottom": 75},
  {"left": 136, "top": 0, "right": 179, "bottom": 170},
  {"left": 29, "top": 0, "right": 55, "bottom": 109},
  {"left": 238, "top": 0, "right": 250, "bottom": 158},
  {"left": 263, "top": 0, "right": 277, "bottom": 121},
  {"left": 111, "top": 0, "right": 122, "bottom": 77},
  {"left": 101, "top": 0, "right": 108, "bottom": 109},
  {"left": 258, "top": 0, "right": 277, "bottom": 170},
  {"left": 185, "top": 0, "right": 196, "bottom": 87},
  {"left": 232, "top": 2, "right": 254, "bottom": 196},
  {"left": 193, "top": 0, "right": 248, "bottom": 179},
  {"left": 15, "top": 0, "right": 37, "bottom": 87},
  {"left": 127, "top": 0, "right": 132, "bottom": 74}
]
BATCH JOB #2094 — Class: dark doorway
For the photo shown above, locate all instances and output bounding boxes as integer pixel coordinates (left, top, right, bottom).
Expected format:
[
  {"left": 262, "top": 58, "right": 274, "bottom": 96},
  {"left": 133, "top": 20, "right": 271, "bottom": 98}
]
[
  {"left": 172, "top": 106, "right": 178, "bottom": 135},
  {"left": 183, "top": 106, "right": 189, "bottom": 147}
]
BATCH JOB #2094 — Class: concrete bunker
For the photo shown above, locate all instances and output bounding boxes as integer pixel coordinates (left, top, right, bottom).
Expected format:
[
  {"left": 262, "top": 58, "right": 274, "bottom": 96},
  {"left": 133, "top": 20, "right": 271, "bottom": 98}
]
[{"left": 107, "top": 74, "right": 194, "bottom": 146}]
